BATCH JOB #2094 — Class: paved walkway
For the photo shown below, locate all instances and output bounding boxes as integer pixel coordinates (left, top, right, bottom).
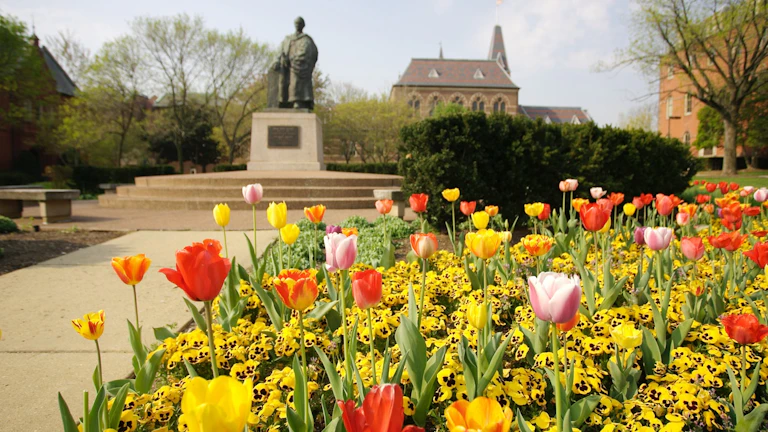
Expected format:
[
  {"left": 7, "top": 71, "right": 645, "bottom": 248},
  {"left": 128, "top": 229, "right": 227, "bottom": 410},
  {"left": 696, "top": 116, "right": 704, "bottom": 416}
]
[
  {"left": 13, "top": 200, "right": 417, "bottom": 231},
  {"left": 0, "top": 230, "right": 276, "bottom": 431}
]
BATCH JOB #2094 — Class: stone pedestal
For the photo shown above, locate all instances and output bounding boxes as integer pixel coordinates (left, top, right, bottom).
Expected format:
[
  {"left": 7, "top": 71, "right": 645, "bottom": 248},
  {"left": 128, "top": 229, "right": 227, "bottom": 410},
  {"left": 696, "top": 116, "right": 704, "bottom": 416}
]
[{"left": 247, "top": 111, "right": 324, "bottom": 171}]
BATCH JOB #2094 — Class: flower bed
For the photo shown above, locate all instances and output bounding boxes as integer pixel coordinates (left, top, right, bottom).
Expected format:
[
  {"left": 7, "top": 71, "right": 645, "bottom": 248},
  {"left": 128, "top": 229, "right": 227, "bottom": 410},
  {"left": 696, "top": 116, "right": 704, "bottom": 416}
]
[{"left": 60, "top": 180, "right": 768, "bottom": 432}]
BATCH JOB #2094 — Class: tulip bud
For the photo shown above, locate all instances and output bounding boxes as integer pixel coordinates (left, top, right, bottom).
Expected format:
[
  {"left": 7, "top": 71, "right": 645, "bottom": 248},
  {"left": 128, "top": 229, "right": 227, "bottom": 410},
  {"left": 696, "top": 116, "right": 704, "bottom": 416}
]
[
  {"left": 472, "top": 211, "right": 490, "bottom": 230},
  {"left": 467, "top": 301, "right": 488, "bottom": 330},
  {"left": 676, "top": 212, "right": 690, "bottom": 226},
  {"left": 242, "top": 184, "right": 263, "bottom": 205},
  {"left": 623, "top": 203, "right": 636, "bottom": 216},
  {"left": 590, "top": 187, "right": 607, "bottom": 199},
  {"left": 213, "top": 203, "right": 230, "bottom": 227},
  {"left": 755, "top": 188, "right": 768, "bottom": 203},
  {"left": 634, "top": 227, "right": 647, "bottom": 246},
  {"left": 280, "top": 224, "right": 300, "bottom": 245}
]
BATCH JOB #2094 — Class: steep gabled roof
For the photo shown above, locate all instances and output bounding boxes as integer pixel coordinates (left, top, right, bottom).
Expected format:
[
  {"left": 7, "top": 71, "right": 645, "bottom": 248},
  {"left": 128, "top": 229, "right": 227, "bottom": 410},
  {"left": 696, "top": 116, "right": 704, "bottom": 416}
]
[
  {"left": 393, "top": 58, "right": 519, "bottom": 89},
  {"left": 519, "top": 105, "right": 593, "bottom": 124},
  {"left": 488, "top": 25, "right": 509, "bottom": 73},
  {"left": 40, "top": 46, "right": 77, "bottom": 97}
]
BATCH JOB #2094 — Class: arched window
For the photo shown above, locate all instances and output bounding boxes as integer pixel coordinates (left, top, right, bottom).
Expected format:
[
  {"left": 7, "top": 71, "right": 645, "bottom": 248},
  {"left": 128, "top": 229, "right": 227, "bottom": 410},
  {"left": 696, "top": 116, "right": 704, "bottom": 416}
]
[
  {"left": 493, "top": 98, "right": 506, "bottom": 113},
  {"left": 429, "top": 95, "right": 441, "bottom": 116},
  {"left": 683, "top": 131, "right": 691, "bottom": 146},
  {"left": 408, "top": 98, "right": 421, "bottom": 111},
  {"left": 452, "top": 96, "right": 464, "bottom": 106}
]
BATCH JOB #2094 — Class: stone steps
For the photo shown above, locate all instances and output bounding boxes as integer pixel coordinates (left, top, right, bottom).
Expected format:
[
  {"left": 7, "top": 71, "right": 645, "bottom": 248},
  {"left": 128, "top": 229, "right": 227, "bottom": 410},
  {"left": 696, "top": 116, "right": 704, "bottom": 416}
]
[{"left": 98, "top": 170, "right": 403, "bottom": 211}]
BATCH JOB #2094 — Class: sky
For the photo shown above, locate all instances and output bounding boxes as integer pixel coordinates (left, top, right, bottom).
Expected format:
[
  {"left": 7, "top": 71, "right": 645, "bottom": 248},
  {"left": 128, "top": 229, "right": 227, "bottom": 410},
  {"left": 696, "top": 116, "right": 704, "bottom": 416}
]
[{"left": 0, "top": 0, "right": 657, "bottom": 126}]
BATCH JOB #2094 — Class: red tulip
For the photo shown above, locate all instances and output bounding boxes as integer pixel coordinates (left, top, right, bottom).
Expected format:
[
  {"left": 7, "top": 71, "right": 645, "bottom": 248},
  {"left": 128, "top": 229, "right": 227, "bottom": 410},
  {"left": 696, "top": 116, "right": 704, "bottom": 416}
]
[
  {"left": 460, "top": 201, "right": 477, "bottom": 216},
  {"left": 632, "top": 196, "right": 645, "bottom": 209},
  {"left": 744, "top": 242, "right": 768, "bottom": 269},
  {"left": 537, "top": 203, "right": 551, "bottom": 221},
  {"left": 352, "top": 269, "right": 382, "bottom": 310},
  {"left": 721, "top": 313, "right": 768, "bottom": 345},
  {"left": 744, "top": 206, "right": 761, "bottom": 217},
  {"left": 159, "top": 239, "right": 231, "bottom": 302},
  {"left": 338, "top": 384, "right": 424, "bottom": 432},
  {"left": 730, "top": 182, "right": 740, "bottom": 191},
  {"left": 719, "top": 181, "right": 729, "bottom": 194},
  {"left": 696, "top": 194, "right": 711, "bottom": 204},
  {"left": 680, "top": 237, "right": 705, "bottom": 261},
  {"left": 752, "top": 230, "right": 768, "bottom": 238},
  {"left": 721, "top": 202, "right": 743, "bottom": 231},
  {"left": 579, "top": 203, "right": 611, "bottom": 232},
  {"left": 708, "top": 231, "right": 747, "bottom": 252},
  {"left": 655, "top": 194, "right": 682, "bottom": 216},
  {"left": 608, "top": 192, "right": 625, "bottom": 207},
  {"left": 597, "top": 198, "right": 613, "bottom": 213},
  {"left": 640, "top": 193, "right": 654, "bottom": 206},
  {"left": 705, "top": 182, "right": 717, "bottom": 193},
  {"left": 409, "top": 194, "right": 428, "bottom": 213}
]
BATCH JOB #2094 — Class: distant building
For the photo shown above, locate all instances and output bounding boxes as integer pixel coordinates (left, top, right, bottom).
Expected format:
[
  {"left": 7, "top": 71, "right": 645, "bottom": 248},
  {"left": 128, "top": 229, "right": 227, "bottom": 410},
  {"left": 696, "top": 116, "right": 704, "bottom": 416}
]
[
  {"left": 0, "top": 35, "right": 76, "bottom": 173},
  {"left": 390, "top": 25, "right": 592, "bottom": 123}
]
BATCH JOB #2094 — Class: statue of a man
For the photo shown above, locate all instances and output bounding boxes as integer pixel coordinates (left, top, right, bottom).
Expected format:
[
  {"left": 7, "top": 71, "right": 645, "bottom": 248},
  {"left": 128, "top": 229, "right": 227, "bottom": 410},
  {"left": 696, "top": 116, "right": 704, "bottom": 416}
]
[{"left": 274, "top": 17, "right": 318, "bottom": 110}]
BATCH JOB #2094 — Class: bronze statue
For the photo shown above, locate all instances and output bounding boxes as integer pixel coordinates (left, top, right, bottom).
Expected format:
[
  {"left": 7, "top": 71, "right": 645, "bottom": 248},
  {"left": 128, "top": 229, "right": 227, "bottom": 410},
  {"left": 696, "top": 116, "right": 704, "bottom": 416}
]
[{"left": 269, "top": 17, "right": 318, "bottom": 110}]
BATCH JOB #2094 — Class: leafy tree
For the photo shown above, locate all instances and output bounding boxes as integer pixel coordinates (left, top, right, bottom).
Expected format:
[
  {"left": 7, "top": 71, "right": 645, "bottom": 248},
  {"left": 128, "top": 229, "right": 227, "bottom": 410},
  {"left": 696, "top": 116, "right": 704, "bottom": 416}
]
[
  {"left": 432, "top": 102, "right": 467, "bottom": 117},
  {"left": 45, "top": 29, "right": 92, "bottom": 87},
  {"left": 617, "top": 103, "right": 657, "bottom": 131},
  {"left": 694, "top": 105, "right": 724, "bottom": 149},
  {"left": 148, "top": 109, "right": 219, "bottom": 171},
  {"left": 615, "top": 0, "right": 768, "bottom": 175}
]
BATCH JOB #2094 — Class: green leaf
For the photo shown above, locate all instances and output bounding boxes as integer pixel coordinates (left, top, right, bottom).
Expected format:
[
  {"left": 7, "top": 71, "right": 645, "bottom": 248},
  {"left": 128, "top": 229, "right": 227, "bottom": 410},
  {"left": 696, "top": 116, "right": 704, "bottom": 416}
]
[
  {"left": 252, "top": 281, "right": 283, "bottom": 330},
  {"left": 478, "top": 332, "right": 512, "bottom": 394},
  {"left": 314, "top": 346, "right": 343, "bottom": 401},
  {"left": 458, "top": 336, "right": 478, "bottom": 399},
  {"left": 323, "top": 417, "right": 342, "bottom": 432},
  {"left": 352, "top": 357, "right": 367, "bottom": 404},
  {"left": 727, "top": 365, "right": 745, "bottom": 420},
  {"left": 286, "top": 406, "right": 306, "bottom": 432},
  {"left": 107, "top": 383, "right": 131, "bottom": 428},
  {"left": 407, "top": 282, "right": 418, "bottom": 324},
  {"left": 245, "top": 232, "right": 259, "bottom": 271},
  {"left": 184, "top": 358, "right": 199, "bottom": 377},
  {"left": 395, "top": 318, "right": 426, "bottom": 395},
  {"left": 322, "top": 266, "right": 338, "bottom": 302},
  {"left": 412, "top": 345, "right": 447, "bottom": 426},
  {"left": 127, "top": 320, "right": 147, "bottom": 363},
  {"left": 293, "top": 355, "right": 307, "bottom": 422},
  {"left": 87, "top": 386, "right": 106, "bottom": 430},
  {"left": 135, "top": 348, "right": 166, "bottom": 394},
  {"left": 183, "top": 298, "right": 207, "bottom": 332},
  {"left": 307, "top": 300, "right": 339, "bottom": 320},
  {"left": 516, "top": 409, "right": 535, "bottom": 432},
  {"left": 389, "top": 350, "right": 409, "bottom": 385},
  {"left": 92, "top": 364, "right": 101, "bottom": 390},
  {"left": 640, "top": 327, "right": 662, "bottom": 375},
  {"left": 736, "top": 404, "right": 768, "bottom": 432},
  {"left": 57, "top": 393, "right": 79, "bottom": 432},
  {"left": 569, "top": 394, "right": 601, "bottom": 427},
  {"left": 104, "top": 379, "right": 134, "bottom": 396},
  {"left": 153, "top": 326, "right": 176, "bottom": 341},
  {"left": 562, "top": 408, "right": 574, "bottom": 432},
  {"left": 670, "top": 319, "right": 693, "bottom": 350},
  {"left": 744, "top": 359, "right": 763, "bottom": 402}
]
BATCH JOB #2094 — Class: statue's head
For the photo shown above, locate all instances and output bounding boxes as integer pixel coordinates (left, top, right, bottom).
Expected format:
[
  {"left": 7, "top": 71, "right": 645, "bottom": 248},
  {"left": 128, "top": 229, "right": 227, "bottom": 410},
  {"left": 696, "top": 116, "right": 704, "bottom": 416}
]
[{"left": 294, "top": 17, "right": 305, "bottom": 33}]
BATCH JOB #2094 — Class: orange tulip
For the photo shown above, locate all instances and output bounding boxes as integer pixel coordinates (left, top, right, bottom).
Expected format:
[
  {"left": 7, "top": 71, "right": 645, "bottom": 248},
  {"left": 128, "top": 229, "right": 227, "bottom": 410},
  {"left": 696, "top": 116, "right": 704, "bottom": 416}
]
[
  {"left": 579, "top": 203, "right": 611, "bottom": 232},
  {"left": 273, "top": 269, "right": 319, "bottom": 311},
  {"left": 111, "top": 254, "right": 151, "bottom": 286},
  {"left": 678, "top": 203, "right": 697, "bottom": 218},
  {"left": 460, "top": 201, "right": 477, "bottom": 216},
  {"left": 445, "top": 397, "right": 512, "bottom": 432},
  {"left": 342, "top": 227, "right": 358, "bottom": 237},
  {"left": 708, "top": 231, "right": 747, "bottom": 252},
  {"left": 557, "top": 312, "right": 580, "bottom": 332},
  {"left": 410, "top": 233, "right": 438, "bottom": 259},
  {"left": 521, "top": 234, "right": 553, "bottom": 257},
  {"left": 376, "top": 199, "right": 393, "bottom": 215},
  {"left": 304, "top": 204, "right": 326, "bottom": 224},
  {"left": 655, "top": 194, "right": 681, "bottom": 216},
  {"left": 608, "top": 192, "right": 624, "bottom": 207},
  {"left": 484, "top": 205, "right": 499, "bottom": 217},
  {"left": 572, "top": 198, "right": 589, "bottom": 212},
  {"left": 409, "top": 194, "right": 428, "bottom": 213}
]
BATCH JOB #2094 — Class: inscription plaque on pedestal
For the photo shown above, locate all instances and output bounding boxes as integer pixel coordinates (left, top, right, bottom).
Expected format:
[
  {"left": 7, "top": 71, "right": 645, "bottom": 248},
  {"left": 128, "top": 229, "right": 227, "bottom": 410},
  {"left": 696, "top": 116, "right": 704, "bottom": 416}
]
[{"left": 268, "top": 126, "right": 300, "bottom": 148}]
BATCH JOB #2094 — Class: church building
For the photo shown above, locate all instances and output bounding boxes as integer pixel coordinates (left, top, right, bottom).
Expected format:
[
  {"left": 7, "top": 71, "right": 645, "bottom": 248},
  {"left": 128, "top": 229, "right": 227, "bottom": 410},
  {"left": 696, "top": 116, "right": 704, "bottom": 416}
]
[{"left": 390, "top": 25, "right": 592, "bottom": 124}]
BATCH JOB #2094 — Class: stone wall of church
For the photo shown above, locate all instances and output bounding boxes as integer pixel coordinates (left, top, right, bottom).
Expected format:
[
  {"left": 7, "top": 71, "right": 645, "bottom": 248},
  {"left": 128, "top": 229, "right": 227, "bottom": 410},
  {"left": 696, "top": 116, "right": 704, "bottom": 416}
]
[{"left": 390, "top": 86, "right": 519, "bottom": 117}]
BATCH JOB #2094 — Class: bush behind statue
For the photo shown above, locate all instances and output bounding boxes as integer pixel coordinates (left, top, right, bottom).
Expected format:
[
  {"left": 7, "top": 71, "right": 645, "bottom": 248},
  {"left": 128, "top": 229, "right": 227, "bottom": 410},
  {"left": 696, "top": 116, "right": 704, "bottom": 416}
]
[{"left": 398, "top": 112, "right": 700, "bottom": 225}]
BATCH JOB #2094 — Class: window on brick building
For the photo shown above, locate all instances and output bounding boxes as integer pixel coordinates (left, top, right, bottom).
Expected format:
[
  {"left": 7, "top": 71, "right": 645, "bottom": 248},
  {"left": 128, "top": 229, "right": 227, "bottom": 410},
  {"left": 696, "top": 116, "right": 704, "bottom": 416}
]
[
  {"left": 429, "top": 96, "right": 440, "bottom": 116},
  {"left": 471, "top": 100, "right": 485, "bottom": 112},
  {"left": 408, "top": 98, "right": 420, "bottom": 111},
  {"left": 685, "top": 93, "right": 692, "bottom": 115},
  {"left": 666, "top": 96, "right": 673, "bottom": 118},
  {"left": 667, "top": 66, "right": 674, "bottom": 79},
  {"left": 683, "top": 131, "right": 691, "bottom": 145},
  {"left": 493, "top": 98, "right": 506, "bottom": 113},
  {"left": 452, "top": 96, "right": 464, "bottom": 106}
]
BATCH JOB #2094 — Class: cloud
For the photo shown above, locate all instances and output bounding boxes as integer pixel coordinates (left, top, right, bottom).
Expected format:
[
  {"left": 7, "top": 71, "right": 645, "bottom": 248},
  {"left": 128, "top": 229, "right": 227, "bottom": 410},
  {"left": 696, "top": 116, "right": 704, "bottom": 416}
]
[
  {"left": 431, "top": 0, "right": 454, "bottom": 15},
  {"left": 476, "top": 0, "right": 616, "bottom": 74}
]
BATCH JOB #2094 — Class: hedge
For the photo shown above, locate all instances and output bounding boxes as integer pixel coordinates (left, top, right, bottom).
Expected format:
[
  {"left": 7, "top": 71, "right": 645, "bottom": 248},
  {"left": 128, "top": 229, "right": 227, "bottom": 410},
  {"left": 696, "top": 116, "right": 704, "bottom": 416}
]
[
  {"left": 326, "top": 162, "right": 398, "bottom": 175},
  {"left": 398, "top": 112, "right": 700, "bottom": 225},
  {"left": 0, "top": 171, "right": 35, "bottom": 186},
  {"left": 213, "top": 164, "right": 247, "bottom": 172},
  {"left": 72, "top": 165, "right": 176, "bottom": 194}
]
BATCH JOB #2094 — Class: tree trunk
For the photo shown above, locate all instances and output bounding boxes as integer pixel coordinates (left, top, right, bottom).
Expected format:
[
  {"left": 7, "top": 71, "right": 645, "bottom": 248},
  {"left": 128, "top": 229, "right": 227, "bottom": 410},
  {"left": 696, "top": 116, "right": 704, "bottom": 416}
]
[
  {"left": 116, "top": 133, "right": 125, "bottom": 168},
  {"left": 176, "top": 142, "right": 184, "bottom": 174},
  {"left": 722, "top": 118, "right": 738, "bottom": 175}
]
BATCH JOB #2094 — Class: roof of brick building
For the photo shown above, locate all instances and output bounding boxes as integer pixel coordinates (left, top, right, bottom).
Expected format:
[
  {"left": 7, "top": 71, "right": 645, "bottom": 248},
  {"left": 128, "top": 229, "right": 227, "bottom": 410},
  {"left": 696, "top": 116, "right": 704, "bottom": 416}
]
[
  {"left": 40, "top": 46, "right": 77, "bottom": 97},
  {"left": 518, "top": 105, "right": 593, "bottom": 124},
  {"left": 393, "top": 58, "right": 518, "bottom": 89},
  {"left": 488, "top": 25, "right": 509, "bottom": 73}
]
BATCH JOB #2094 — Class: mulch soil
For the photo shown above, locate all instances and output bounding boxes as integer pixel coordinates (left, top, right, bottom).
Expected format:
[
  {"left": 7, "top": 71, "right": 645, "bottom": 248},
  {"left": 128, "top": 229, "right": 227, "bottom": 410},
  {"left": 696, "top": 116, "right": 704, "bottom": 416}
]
[{"left": 0, "top": 229, "right": 124, "bottom": 275}]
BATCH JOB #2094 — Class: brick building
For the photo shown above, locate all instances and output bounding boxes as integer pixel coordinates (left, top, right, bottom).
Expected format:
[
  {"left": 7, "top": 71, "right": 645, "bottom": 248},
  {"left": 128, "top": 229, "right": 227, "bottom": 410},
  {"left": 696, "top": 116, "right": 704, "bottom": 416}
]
[{"left": 390, "top": 25, "right": 592, "bottom": 123}]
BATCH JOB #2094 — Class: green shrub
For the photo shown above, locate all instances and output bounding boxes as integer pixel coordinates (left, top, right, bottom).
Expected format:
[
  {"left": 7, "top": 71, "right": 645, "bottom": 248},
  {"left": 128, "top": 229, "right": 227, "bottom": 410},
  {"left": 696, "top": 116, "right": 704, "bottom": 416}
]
[
  {"left": 213, "top": 164, "right": 247, "bottom": 172},
  {"left": 399, "top": 112, "right": 700, "bottom": 226},
  {"left": 326, "top": 162, "right": 398, "bottom": 175},
  {"left": 70, "top": 165, "right": 176, "bottom": 194},
  {"left": 0, "top": 216, "right": 18, "bottom": 233},
  {"left": 0, "top": 171, "right": 34, "bottom": 186}
]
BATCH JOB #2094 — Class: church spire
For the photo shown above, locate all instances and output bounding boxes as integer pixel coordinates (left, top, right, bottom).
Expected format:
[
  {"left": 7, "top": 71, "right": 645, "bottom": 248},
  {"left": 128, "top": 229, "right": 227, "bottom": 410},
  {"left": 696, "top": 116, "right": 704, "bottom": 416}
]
[
  {"left": 439, "top": 42, "right": 444, "bottom": 59},
  {"left": 488, "top": 25, "right": 508, "bottom": 73}
]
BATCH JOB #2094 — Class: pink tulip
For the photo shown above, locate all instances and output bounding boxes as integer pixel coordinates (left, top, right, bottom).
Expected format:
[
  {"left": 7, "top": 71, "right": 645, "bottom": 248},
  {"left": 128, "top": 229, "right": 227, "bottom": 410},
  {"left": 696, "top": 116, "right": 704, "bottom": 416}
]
[
  {"left": 528, "top": 272, "right": 582, "bottom": 324},
  {"left": 681, "top": 237, "right": 705, "bottom": 261},
  {"left": 242, "top": 183, "right": 264, "bottom": 205},
  {"left": 755, "top": 188, "right": 768, "bottom": 203},
  {"left": 634, "top": 227, "right": 647, "bottom": 245},
  {"left": 644, "top": 227, "right": 674, "bottom": 251},
  {"left": 559, "top": 179, "right": 578, "bottom": 192},
  {"left": 325, "top": 233, "right": 357, "bottom": 272},
  {"left": 590, "top": 187, "right": 606, "bottom": 199},
  {"left": 676, "top": 212, "right": 690, "bottom": 226},
  {"left": 743, "top": 186, "right": 756, "bottom": 195}
]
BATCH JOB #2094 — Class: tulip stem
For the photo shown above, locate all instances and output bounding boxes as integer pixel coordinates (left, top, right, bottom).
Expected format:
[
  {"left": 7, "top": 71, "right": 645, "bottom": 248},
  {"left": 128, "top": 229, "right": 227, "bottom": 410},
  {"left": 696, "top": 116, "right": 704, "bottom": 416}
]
[
  {"left": 204, "top": 301, "right": 219, "bottom": 378},
  {"left": 451, "top": 202, "right": 457, "bottom": 253},
  {"left": 417, "top": 258, "right": 428, "bottom": 330},
  {"left": 131, "top": 284, "right": 140, "bottom": 330},
  {"left": 83, "top": 391, "right": 89, "bottom": 432},
  {"left": 551, "top": 327, "right": 564, "bottom": 432},
  {"left": 288, "top": 245, "right": 293, "bottom": 268},
  {"left": 310, "top": 223, "right": 316, "bottom": 269},
  {"left": 252, "top": 204, "right": 258, "bottom": 266},
  {"left": 740, "top": 344, "right": 747, "bottom": 395},
  {"left": 222, "top": 227, "right": 229, "bottom": 259},
  {"left": 476, "top": 325, "right": 483, "bottom": 397},
  {"left": 298, "top": 310, "right": 309, "bottom": 426},
  {"left": 339, "top": 270, "right": 352, "bottom": 395},
  {"left": 95, "top": 339, "right": 107, "bottom": 429},
  {"left": 278, "top": 239, "right": 284, "bottom": 272},
  {"left": 367, "top": 308, "right": 377, "bottom": 385}
]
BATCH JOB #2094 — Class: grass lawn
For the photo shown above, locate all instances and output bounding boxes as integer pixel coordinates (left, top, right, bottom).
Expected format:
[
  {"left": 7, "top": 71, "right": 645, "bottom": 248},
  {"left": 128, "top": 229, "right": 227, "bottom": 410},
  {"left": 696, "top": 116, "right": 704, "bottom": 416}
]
[{"left": 694, "top": 169, "right": 768, "bottom": 188}]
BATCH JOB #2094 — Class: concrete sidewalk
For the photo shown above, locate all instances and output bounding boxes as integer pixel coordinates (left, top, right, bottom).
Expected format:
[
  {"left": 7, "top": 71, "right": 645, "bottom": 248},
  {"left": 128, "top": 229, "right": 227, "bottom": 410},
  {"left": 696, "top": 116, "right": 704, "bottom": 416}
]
[
  {"left": 13, "top": 200, "right": 416, "bottom": 231},
  {"left": 0, "top": 230, "right": 276, "bottom": 432}
]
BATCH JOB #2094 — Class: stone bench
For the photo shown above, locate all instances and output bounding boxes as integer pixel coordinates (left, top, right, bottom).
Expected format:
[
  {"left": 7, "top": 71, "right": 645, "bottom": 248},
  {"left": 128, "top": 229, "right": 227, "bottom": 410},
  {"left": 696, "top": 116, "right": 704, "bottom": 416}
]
[
  {"left": 99, "top": 183, "right": 130, "bottom": 195},
  {"left": 373, "top": 188, "right": 405, "bottom": 218},
  {"left": 0, "top": 189, "right": 80, "bottom": 224}
]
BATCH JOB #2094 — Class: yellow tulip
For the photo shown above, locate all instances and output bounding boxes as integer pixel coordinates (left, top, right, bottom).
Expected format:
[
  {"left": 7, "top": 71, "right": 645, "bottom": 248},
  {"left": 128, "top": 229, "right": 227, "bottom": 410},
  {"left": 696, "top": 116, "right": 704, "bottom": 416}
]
[
  {"left": 445, "top": 397, "right": 513, "bottom": 432},
  {"left": 212, "top": 203, "right": 230, "bottom": 227},
  {"left": 572, "top": 198, "right": 589, "bottom": 212},
  {"left": 442, "top": 188, "right": 460, "bottom": 202},
  {"left": 611, "top": 322, "right": 643, "bottom": 350},
  {"left": 599, "top": 218, "right": 611, "bottom": 233},
  {"left": 465, "top": 229, "right": 501, "bottom": 259},
  {"left": 467, "top": 301, "right": 488, "bottom": 330},
  {"left": 280, "top": 224, "right": 300, "bottom": 245},
  {"left": 472, "top": 211, "right": 490, "bottom": 230},
  {"left": 521, "top": 234, "right": 554, "bottom": 257},
  {"left": 500, "top": 231, "right": 512, "bottom": 243},
  {"left": 623, "top": 203, "right": 636, "bottom": 217},
  {"left": 267, "top": 202, "right": 287, "bottom": 229},
  {"left": 524, "top": 202, "right": 544, "bottom": 218},
  {"left": 179, "top": 376, "right": 253, "bottom": 432},
  {"left": 71, "top": 310, "right": 105, "bottom": 341}
]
